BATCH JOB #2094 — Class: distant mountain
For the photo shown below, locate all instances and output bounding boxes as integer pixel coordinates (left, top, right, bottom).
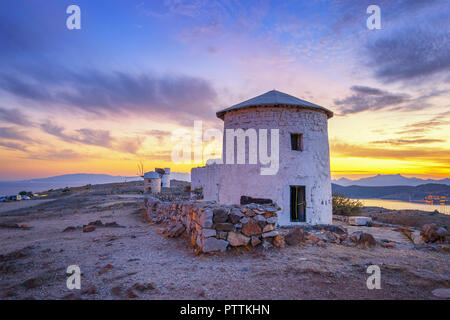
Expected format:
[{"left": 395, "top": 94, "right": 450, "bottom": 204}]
[
  {"left": 1, "top": 173, "right": 140, "bottom": 185},
  {"left": 0, "top": 172, "right": 191, "bottom": 195},
  {"left": 332, "top": 174, "right": 450, "bottom": 187},
  {"left": 168, "top": 172, "right": 191, "bottom": 182},
  {"left": 332, "top": 183, "right": 450, "bottom": 202}
]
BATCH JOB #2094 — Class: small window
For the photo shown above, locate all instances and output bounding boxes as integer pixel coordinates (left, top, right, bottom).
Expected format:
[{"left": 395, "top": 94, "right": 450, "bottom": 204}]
[{"left": 290, "top": 133, "right": 303, "bottom": 151}]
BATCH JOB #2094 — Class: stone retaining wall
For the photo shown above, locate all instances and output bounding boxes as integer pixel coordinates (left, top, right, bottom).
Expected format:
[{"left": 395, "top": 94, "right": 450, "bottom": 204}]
[{"left": 143, "top": 197, "right": 281, "bottom": 253}]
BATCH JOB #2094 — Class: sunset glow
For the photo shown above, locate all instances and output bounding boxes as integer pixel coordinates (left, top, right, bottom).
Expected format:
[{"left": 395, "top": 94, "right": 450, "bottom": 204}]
[{"left": 0, "top": 1, "right": 448, "bottom": 180}]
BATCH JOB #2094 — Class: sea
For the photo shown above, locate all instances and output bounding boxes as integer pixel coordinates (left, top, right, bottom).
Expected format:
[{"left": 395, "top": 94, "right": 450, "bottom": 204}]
[
  {"left": 356, "top": 198, "right": 450, "bottom": 215},
  {"left": 0, "top": 179, "right": 138, "bottom": 196},
  {"left": 0, "top": 182, "right": 104, "bottom": 196}
]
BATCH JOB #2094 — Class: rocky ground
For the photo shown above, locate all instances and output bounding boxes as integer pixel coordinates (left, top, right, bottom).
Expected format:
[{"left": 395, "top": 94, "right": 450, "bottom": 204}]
[
  {"left": 361, "top": 206, "right": 450, "bottom": 228},
  {"left": 0, "top": 181, "right": 449, "bottom": 300}
]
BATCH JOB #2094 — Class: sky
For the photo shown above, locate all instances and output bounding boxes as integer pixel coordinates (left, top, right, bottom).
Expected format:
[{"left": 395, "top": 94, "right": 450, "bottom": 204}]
[{"left": 0, "top": 0, "right": 449, "bottom": 181}]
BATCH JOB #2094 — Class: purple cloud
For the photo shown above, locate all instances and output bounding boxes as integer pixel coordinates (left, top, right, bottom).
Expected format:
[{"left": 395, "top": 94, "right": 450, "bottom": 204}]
[
  {"left": 334, "top": 86, "right": 410, "bottom": 114},
  {"left": 0, "top": 65, "right": 218, "bottom": 125}
]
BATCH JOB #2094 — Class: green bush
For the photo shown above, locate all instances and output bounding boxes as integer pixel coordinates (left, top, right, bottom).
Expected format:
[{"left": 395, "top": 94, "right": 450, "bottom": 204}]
[
  {"left": 332, "top": 194, "right": 363, "bottom": 216},
  {"left": 192, "top": 187, "right": 203, "bottom": 199}
]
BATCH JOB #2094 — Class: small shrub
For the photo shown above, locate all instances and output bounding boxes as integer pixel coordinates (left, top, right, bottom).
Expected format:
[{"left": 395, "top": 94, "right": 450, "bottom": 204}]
[
  {"left": 192, "top": 187, "right": 203, "bottom": 199},
  {"left": 332, "top": 194, "right": 363, "bottom": 216}
]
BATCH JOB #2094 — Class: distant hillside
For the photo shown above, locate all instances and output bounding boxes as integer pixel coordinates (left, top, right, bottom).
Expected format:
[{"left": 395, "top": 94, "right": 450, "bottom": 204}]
[
  {"left": 332, "top": 174, "right": 450, "bottom": 187},
  {"left": 0, "top": 172, "right": 191, "bottom": 195},
  {"left": 1, "top": 174, "right": 141, "bottom": 185},
  {"left": 332, "top": 183, "right": 450, "bottom": 202},
  {"left": 168, "top": 172, "right": 191, "bottom": 182}
]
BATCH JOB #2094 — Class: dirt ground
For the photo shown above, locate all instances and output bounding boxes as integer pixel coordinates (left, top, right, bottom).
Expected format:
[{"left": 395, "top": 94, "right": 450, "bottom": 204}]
[
  {"left": 0, "top": 199, "right": 54, "bottom": 214},
  {"left": 0, "top": 182, "right": 449, "bottom": 300}
]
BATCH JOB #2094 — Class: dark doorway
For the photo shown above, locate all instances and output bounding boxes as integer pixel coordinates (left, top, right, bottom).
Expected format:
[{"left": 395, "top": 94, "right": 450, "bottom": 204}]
[{"left": 290, "top": 186, "right": 306, "bottom": 222}]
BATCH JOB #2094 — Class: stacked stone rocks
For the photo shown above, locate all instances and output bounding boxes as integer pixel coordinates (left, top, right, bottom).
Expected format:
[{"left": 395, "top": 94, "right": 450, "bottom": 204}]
[{"left": 143, "top": 197, "right": 281, "bottom": 253}]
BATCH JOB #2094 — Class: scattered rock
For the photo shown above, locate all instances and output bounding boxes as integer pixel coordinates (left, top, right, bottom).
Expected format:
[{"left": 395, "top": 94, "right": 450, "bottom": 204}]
[
  {"left": 104, "top": 222, "right": 124, "bottom": 228},
  {"left": 227, "top": 231, "right": 250, "bottom": 247},
  {"left": 384, "top": 242, "right": 396, "bottom": 248},
  {"left": 82, "top": 286, "right": 97, "bottom": 295},
  {"left": 132, "top": 283, "right": 155, "bottom": 292},
  {"left": 420, "top": 224, "right": 448, "bottom": 243},
  {"left": 0, "top": 223, "right": 32, "bottom": 230},
  {"left": 273, "top": 235, "right": 285, "bottom": 248},
  {"left": 350, "top": 231, "right": 362, "bottom": 243},
  {"left": 22, "top": 278, "right": 42, "bottom": 289},
  {"left": 301, "top": 224, "right": 347, "bottom": 235},
  {"left": 324, "top": 231, "right": 339, "bottom": 243},
  {"left": 343, "top": 240, "right": 357, "bottom": 247},
  {"left": 198, "top": 289, "right": 206, "bottom": 297},
  {"left": 156, "top": 228, "right": 166, "bottom": 234},
  {"left": 0, "top": 223, "right": 20, "bottom": 229},
  {"left": 307, "top": 234, "right": 321, "bottom": 244},
  {"left": 125, "top": 288, "right": 139, "bottom": 299},
  {"left": 111, "top": 286, "right": 122, "bottom": 297},
  {"left": 0, "top": 247, "right": 32, "bottom": 262},
  {"left": 437, "top": 244, "right": 450, "bottom": 253},
  {"left": 285, "top": 227, "right": 305, "bottom": 246},
  {"left": 63, "top": 226, "right": 77, "bottom": 232},
  {"left": 83, "top": 225, "right": 96, "bottom": 233},
  {"left": 98, "top": 264, "right": 114, "bottom": 275},
  {"left": 350, "top": 231, "right": 376, "bottom": 247},
  {"left": 88, "top": 220, "right": 104, "bottom": 227},
  {"left": 379, "top": 239, "right": 396, "bottom": 248},
  {"left": 436, "top": 227, "right": 449, "bottom": 238},
  {"left": 348, "top": 216, "right": 372, "bottom": 226},
  {"left": 251, "top": 236, "right": 262, "bottom": 247},
  {"left": 261, "top": 240, "right": 273, "bottom": 250}
]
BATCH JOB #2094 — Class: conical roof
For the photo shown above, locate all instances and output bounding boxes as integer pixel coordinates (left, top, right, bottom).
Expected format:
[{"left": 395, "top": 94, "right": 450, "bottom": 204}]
[
  {"left": 143, "top": 171, "right": 160, "bottom": 179},
  {"left": 216, "top": 90, "right": 333, "bottom": 120}
]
